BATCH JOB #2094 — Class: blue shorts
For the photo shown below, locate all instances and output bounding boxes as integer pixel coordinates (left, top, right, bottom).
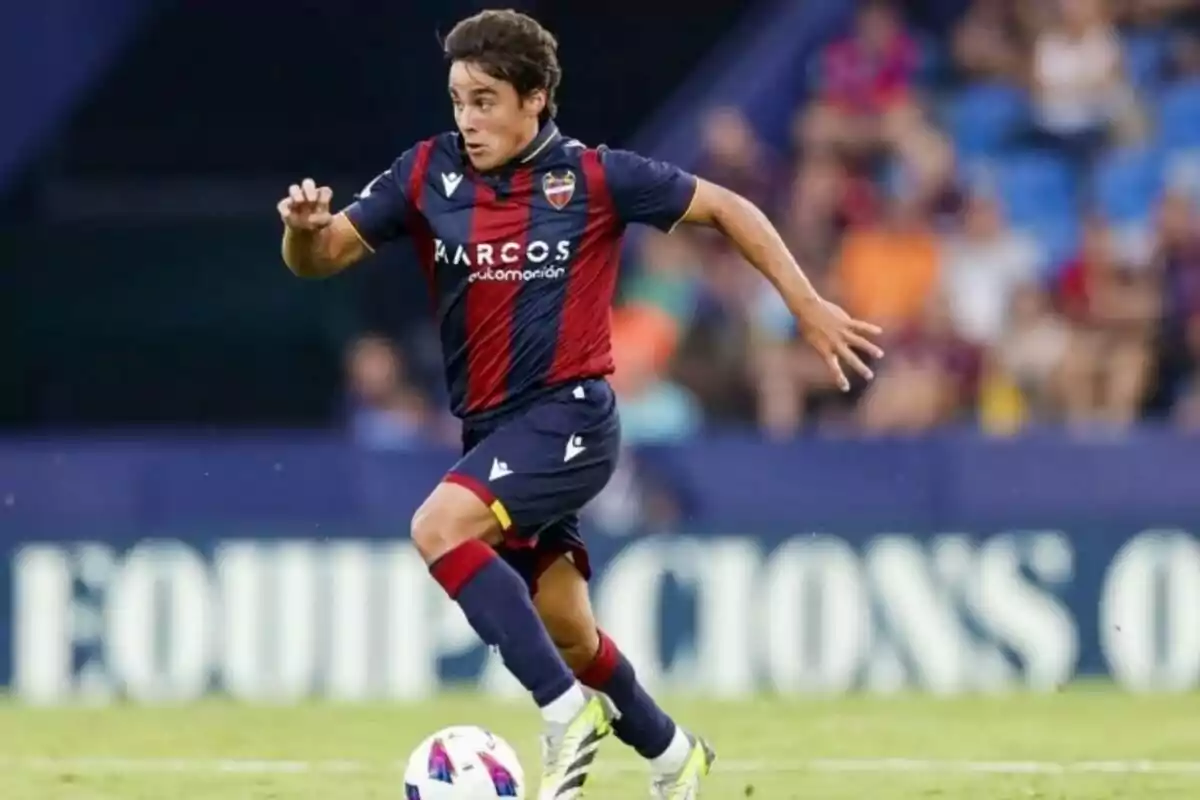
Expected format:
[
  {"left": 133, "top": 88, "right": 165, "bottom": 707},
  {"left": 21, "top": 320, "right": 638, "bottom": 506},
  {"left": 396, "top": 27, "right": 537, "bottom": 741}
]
[{"left": 444, "top": 378, "right": 620, "bottom": 594}]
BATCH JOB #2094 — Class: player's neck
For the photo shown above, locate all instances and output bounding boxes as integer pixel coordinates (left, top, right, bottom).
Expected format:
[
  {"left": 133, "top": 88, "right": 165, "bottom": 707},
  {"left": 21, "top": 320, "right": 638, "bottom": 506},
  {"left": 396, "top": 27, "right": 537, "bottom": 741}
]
[
  {"left": 509, "top": 122, "right": 541, "bottom": 162},
  {"left": 491, "top": 120, "right": 552, "bottom": 172}
]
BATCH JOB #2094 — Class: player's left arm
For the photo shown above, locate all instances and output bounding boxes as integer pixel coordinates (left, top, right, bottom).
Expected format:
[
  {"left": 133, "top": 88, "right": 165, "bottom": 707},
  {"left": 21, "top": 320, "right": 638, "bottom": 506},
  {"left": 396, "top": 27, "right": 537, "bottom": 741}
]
[
  {"left": 603, "top": 147, "right": 884, "bottom": 390},
  {"left": 684, "top": 180, "right": 884, "bottom": 388}
]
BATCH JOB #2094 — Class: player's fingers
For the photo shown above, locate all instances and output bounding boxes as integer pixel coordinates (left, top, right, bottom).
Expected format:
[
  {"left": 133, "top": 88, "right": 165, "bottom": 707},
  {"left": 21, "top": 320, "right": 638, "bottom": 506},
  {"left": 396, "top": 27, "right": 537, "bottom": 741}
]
[
  {"left": 307, "top": 210, "right": 333, "bottom": 229},
  {"left": 317, "top": 186, "right": 333, "bottom": 208},
  {"left": 277, "top": 197, "right": 294, "bottom": 220},
  {"left": 301, "top": 178, "right": 318, "bottom": 203},
  {"left": 825, "top": 352, "right": 851, "bottom": 392},
  {"left": 850, "top": 318, "right": 883, "bottom": 337},
  {"left": 837, "top": 341, "right": 874, "bottom": 382},
  {"left": 844, "top": 330, "right": 885, "bottom": 360},
  {"left": 289, "top": 184, "right": 305, "bottom": 205}
]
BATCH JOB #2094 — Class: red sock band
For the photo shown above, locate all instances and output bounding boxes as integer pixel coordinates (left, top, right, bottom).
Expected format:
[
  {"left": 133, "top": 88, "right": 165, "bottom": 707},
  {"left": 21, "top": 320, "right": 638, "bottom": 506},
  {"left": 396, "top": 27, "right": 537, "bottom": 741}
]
[
  {"left": 429, "top": 540, "right": 497, "bottom": 599},
  {"left": 577, "top": 630, "right": 620, "bottom": 688}
]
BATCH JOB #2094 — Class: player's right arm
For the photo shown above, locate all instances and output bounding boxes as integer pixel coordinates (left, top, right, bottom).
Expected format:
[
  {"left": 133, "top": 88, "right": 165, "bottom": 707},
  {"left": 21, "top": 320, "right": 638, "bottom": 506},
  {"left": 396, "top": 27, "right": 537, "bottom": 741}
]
[
  {"left": 278, "top": 179, "right": 365, "bottom": 278},
  {"left": 278, "top": 150, "right": 415, "bottom": 279}
]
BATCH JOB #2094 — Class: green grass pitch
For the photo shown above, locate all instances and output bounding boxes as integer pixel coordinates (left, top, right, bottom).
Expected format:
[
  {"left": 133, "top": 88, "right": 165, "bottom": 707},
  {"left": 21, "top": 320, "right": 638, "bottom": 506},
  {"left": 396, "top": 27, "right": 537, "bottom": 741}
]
[{"left": 2, "top": 687, "right": 1199, "bottom": 799}]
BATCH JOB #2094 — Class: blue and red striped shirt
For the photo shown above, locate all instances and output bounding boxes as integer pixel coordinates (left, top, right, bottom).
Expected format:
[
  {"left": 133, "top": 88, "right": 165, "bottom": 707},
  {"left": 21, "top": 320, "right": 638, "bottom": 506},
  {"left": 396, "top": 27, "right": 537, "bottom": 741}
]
[{"left": 344, "top": 123, "right": 698, "bottom": 421}]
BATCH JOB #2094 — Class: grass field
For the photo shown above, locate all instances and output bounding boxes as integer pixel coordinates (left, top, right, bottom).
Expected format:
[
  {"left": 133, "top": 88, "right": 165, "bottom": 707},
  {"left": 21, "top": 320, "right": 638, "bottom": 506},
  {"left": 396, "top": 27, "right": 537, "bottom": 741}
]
[{"left": 2, "top": 687, "right": 1200, "bottom": 799}]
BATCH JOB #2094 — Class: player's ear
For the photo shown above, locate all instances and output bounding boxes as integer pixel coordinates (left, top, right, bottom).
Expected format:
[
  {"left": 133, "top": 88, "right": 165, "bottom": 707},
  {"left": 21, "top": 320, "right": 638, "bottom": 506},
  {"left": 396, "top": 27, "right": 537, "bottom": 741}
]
[{"left": 523, "top": 89, "right": 546, "bottom": 119}]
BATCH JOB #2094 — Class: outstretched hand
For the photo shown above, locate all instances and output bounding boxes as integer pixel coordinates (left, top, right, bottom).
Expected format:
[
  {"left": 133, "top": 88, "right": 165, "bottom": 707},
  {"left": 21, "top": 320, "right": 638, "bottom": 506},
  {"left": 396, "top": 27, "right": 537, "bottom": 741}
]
[
  {"left": 796, "top": 299, "right": 884, "bottom": 392},
  {"left": 277, "top": 178, "right": 334, "bottom": 232}
]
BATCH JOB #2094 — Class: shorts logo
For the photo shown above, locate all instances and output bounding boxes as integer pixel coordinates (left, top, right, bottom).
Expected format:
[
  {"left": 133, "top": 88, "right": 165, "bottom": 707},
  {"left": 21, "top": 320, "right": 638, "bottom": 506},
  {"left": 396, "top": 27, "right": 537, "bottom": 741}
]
[
  {"left": 564, "top": 434, "right": 586, "bottom": 463},
  {"left": 489, "top": 459, "right": 513, "bottom": 481},
  {"left": 542, "top": 170, "right": 576, "bottom": 210}
]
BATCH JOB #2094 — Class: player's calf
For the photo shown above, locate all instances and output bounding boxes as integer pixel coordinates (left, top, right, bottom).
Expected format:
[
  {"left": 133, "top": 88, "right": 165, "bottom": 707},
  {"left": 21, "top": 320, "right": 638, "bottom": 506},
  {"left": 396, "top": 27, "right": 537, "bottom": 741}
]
[
  {"left": 533, "top": 558, "right": 697, "bottom": 779},
  {"left": 577, "top": 631, "right": 694, "bottom": 774},
  {"left": 414, "top": 483, "right": 589, "bottom": 724}
]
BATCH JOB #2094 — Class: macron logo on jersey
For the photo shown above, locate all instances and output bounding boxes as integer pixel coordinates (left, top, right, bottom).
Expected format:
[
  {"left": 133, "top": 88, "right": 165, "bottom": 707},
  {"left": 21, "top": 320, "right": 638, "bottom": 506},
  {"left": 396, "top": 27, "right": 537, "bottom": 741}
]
[
  {"left": 433, "top": 238, "right": 571, "bottom": 282},
  {"left": 441, "top": 172, "right": 463, "bottom": 197}
]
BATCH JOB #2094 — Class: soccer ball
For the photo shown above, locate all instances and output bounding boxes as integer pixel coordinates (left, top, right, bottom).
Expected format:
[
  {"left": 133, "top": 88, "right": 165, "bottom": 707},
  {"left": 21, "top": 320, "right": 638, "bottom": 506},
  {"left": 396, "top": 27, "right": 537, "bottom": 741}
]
[{"left": 404, "top": 725, "right": 525, "bottom": 799}]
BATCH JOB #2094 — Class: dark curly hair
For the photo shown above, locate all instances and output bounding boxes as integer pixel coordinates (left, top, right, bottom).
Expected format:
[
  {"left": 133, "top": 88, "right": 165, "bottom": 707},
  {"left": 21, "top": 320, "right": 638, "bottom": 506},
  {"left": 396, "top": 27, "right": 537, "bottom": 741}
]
[{"left": 442, "top": 9, "right": 561, "bottom": 122}]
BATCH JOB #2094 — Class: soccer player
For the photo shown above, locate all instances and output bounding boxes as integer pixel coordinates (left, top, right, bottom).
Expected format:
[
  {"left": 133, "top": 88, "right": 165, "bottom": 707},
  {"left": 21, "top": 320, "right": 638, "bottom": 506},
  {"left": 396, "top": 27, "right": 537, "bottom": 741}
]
[{"left": 278, "top": 10, "right": 883, "bottom": 799}]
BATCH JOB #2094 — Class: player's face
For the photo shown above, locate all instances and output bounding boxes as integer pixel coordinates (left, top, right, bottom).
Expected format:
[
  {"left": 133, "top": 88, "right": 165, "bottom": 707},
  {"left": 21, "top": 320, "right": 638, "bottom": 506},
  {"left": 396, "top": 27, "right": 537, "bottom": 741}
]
[{"left": 449, "top": 60, "right": 544, "bottom": 171}]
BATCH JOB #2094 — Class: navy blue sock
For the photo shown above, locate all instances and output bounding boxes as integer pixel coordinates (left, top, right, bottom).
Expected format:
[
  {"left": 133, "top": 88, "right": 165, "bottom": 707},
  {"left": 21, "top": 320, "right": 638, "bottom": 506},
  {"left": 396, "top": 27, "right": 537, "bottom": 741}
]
[
  {"left": 430, "top": 540, "right": 577, "bottom": 707},
  {"left": 578, "top": 631, "right": 676, "bottom": 759}
]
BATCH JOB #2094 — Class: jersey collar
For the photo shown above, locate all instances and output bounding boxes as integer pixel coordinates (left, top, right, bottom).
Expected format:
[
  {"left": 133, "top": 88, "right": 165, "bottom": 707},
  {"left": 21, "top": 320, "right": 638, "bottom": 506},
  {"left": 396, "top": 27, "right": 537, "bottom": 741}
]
[{"left": 515, "top": 121, "right": 561, "bottom": 164}]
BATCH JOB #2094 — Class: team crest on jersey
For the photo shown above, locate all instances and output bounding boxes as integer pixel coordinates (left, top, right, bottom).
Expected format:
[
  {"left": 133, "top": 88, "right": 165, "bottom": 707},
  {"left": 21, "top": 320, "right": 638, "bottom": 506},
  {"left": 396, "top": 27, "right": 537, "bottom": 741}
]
[{"left": 541, "top": 170, "right": 576, "bottom": 210}]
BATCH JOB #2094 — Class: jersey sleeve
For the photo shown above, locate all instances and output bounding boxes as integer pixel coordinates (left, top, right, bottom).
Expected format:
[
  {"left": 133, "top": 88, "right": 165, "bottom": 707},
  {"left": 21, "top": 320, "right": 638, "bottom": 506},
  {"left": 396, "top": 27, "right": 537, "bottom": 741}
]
[
  {"left": 600, "top": 148, "right": 698, "bottom": 232},
  {"left": 342, "top": 148, "right": 418, "bottom": 251}
]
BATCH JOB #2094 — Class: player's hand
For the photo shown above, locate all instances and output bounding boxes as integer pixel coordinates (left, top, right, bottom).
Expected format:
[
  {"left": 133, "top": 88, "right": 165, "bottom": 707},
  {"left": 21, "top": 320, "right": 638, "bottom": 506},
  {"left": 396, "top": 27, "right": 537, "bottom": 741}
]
[
  {"left": 277, "top": 178, "right": 334, "bottom": 231},
  {"left": 796, "top": 298, "right": 884, "bottom": 392}
]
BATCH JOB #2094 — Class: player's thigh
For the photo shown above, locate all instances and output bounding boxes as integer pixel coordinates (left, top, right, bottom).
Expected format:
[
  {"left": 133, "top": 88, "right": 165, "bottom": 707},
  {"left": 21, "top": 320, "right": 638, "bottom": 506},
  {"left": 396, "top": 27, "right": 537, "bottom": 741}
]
[
  {"left": 410, "top": 481, "right": 506, "bottom": 563},
  {"left": 533, "top": 553, "right": 600, "bottom": 671},
  {"left": 447, "top": 379, "right": 620, "bottom": 540}
]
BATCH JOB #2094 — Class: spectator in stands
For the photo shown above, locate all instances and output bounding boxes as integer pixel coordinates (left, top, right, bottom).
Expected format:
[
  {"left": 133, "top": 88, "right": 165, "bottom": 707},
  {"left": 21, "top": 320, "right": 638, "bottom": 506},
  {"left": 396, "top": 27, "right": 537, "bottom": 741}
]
[
  {"left": 1115, "top": 0, "right": 1200, "bottom": 30},
  {"left": 1173, "top": 357, "right": 1200, "bottom": 429},
  {"left": 344, "top": 335, "right": 454, "bottom": 449},
  {"left": 1055, "top": 217, "right": 1160, "bottom": 426},
  {"left": 887, "top": 117, "right": 959, "bottom": 221},
  {"left": 615, "top": 233, "right": 700, "bottom": 380},
  {"left": 747, "top": 291, "right": 806, "bottom": 438},
  {"left": 611, "top": 232, "right": 704, "bottom": 443},
  {"left": 800, "top": 0, "right": 926, "bottom": 161},
  {"left": 830, "top": 192, "right": 940, "bottom": 333},
  {"left": 986, "top": 283, "right": 1072, "bottom": 429},
  {"left": 1153, "top": 189, "right": 1200, "bottom": 430},
  {"left": 696, "top": 107, "right": 784, "bottom": 214},
  {"left": 953, "top": 0, "right": 1029, "bottom": 84},
  {"left": 1026, "top": 0, "right": 1142, "bottom": 180},
  {"left": 858, "top": 294, "right": 982, "bottom": 433},
  {"left": 940, "top": 191, "right": 1042, "bottom": 347},
  {"left": 1170, "top": 29, "right": 1200, "bottom": 81},
  {"left": 613, "top": 342, "right": 703, "bottom": 445},
  {"left": 778, "top": 150, "right": 863, "bottom": 274},
  {"left": 1151, "top": 190, "right": 1200, "bottom": 420},
  {"left": 744, "top": 152, "right": 878, "bottom": 437},
  {"left": 749, "top": 286, "right": 877, "bottom": 436},
  {"left": 665, "top": 228, "right": 765, "bottom": 426}
]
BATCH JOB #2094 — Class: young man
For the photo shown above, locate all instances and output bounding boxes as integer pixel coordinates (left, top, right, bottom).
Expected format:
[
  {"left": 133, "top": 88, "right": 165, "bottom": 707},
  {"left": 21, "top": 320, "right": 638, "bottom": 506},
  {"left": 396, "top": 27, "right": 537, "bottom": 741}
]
[{"left": 278, "top": 10, "right": 883, "bottom": 799}]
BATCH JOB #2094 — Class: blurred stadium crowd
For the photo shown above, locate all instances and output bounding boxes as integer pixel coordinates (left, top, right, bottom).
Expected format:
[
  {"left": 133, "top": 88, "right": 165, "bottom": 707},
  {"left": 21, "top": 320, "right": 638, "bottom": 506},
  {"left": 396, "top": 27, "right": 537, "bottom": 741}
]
[{"left": 345, "top": 0, "right": 1200, "bottom": 448}]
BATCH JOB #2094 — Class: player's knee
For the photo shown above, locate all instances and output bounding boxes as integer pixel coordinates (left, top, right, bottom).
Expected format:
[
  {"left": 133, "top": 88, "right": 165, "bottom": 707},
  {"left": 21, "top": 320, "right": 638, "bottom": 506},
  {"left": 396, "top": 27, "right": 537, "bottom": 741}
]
[
  {"left": 410, "top": 498, "right": 478, "bottom": 563},
  {"left": 410, "top": 483, "right": 504, "bottom": 563},
  {"left": 557, "top": 637, "right": 601, "bottom": 674},
  {"left": 410, "top": 504, "right": 451, "bottom": 562}
]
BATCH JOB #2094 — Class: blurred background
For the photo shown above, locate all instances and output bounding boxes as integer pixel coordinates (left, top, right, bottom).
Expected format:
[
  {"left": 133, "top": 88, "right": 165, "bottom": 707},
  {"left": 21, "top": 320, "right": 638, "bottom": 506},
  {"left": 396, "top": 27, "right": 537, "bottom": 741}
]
[{"left": 4, "top": 0, "right": 1200, "bottom": 711}]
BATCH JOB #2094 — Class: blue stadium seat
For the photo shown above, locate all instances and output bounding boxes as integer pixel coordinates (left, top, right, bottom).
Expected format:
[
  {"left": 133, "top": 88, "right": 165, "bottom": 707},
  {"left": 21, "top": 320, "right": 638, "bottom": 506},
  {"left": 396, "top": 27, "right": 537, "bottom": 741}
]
[
  {"left": 945, "top": 83, "right": 1028, "bottom": 158},
  {"left": 1122, "top": 31, "right": 1167, "bottom": 94},
  {"left": 993, "top": 152, "right": 1075, "bottom": 219},
  {"left": 1036, "top": 216, "right": 1082, "bottom": 273},
  {"left": 989, "top": 153, "right": 1078, "bottom": 272},
  {"left": 1158, "top": 78, "right": 1200, "bottom": 150},
  {"left": 1093, "top": 145, "right": 1164, "bottom": 225},
  {"left": 1165, "top": 148, "right": 1200, "bottom": 203}
]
